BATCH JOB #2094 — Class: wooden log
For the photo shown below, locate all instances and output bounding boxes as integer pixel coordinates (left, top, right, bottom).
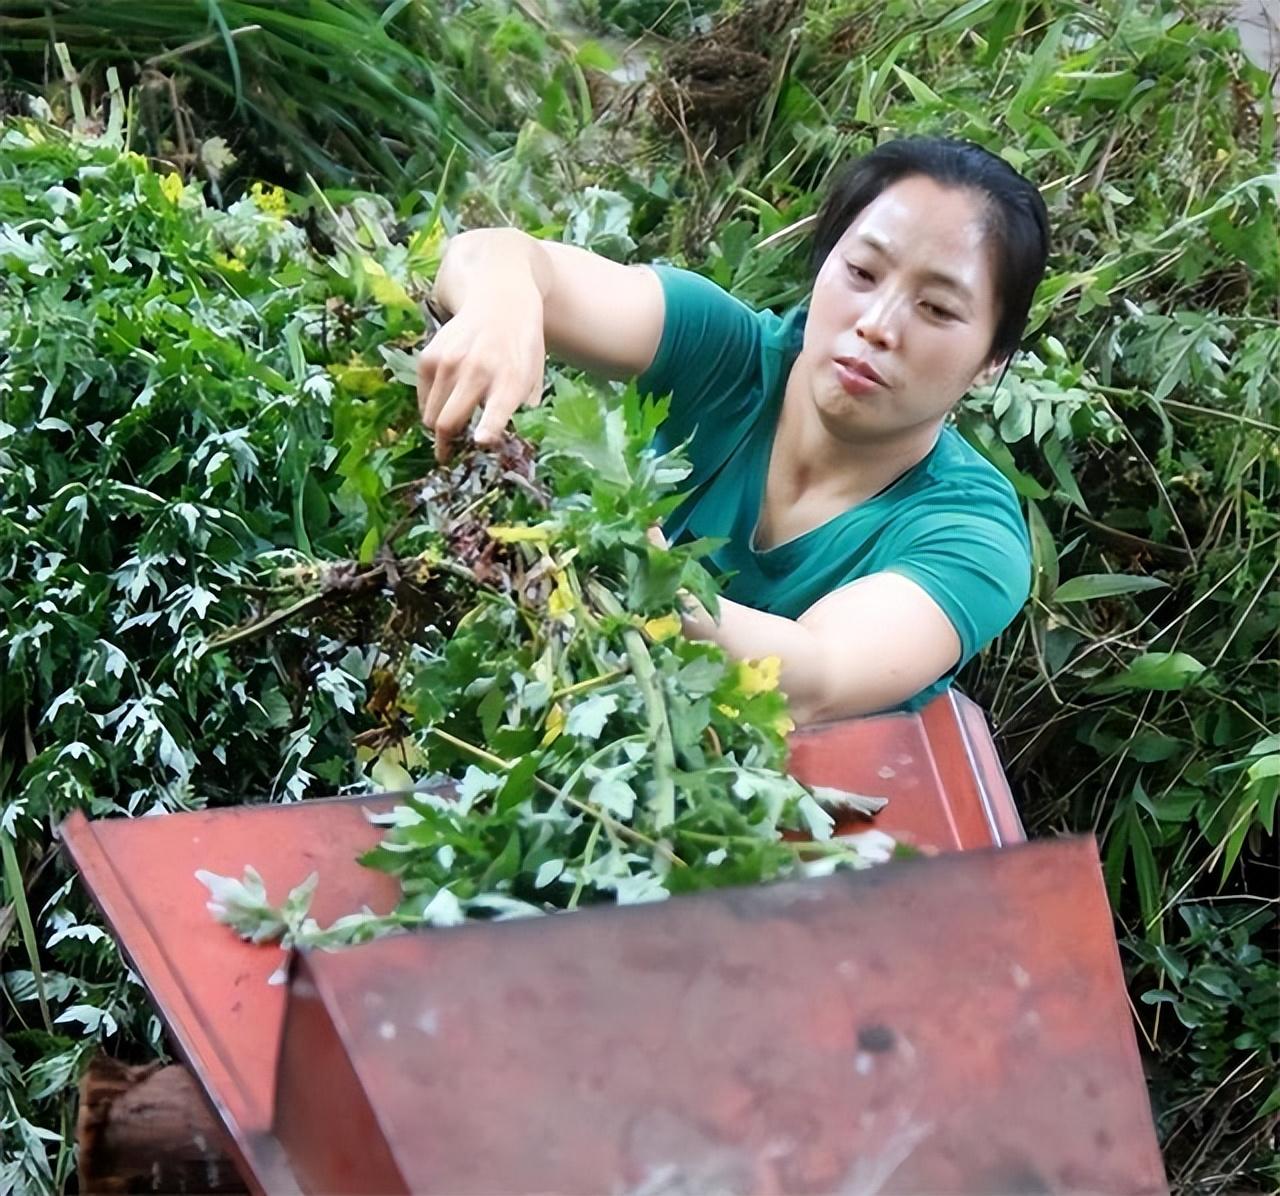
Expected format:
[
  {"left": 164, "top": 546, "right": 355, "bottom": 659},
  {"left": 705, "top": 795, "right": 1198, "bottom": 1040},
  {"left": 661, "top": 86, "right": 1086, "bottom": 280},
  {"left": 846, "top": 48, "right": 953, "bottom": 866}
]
[{"left": 77, "top": 1055, "right": 248, "bottom": 1195}]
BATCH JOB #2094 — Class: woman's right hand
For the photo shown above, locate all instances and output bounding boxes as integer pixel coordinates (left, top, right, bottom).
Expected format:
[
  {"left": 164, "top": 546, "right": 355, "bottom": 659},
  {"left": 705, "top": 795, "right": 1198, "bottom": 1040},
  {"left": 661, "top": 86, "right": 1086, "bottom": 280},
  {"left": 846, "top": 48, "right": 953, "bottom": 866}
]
[
  {"left": 415, "top": 228, "right": 665, "bottom": 462},
  {"left": 416, "top": 281, "right": 547, "bottom": 462}
]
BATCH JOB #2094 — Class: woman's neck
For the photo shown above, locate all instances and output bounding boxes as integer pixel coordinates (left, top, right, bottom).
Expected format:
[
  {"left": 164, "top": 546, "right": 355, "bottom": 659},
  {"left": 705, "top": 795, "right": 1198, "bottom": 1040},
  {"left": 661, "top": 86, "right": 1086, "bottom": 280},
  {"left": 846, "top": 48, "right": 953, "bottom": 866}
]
[{"left": 769, "top": 376, "right": 943, "bottom": 510}]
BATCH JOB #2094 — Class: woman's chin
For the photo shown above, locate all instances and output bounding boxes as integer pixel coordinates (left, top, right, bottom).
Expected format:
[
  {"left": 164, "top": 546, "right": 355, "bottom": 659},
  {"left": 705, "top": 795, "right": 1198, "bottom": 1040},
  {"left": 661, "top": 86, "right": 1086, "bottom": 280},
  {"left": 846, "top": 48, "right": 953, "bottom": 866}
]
[{"left": 812, "top": 384, "right": 885, "bottom": 436}]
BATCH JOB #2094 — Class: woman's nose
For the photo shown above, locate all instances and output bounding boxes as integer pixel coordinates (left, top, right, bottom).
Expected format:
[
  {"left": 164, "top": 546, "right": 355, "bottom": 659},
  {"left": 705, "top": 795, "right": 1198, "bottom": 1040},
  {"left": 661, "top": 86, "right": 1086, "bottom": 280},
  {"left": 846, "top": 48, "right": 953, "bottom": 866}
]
[{"left": 854, "top": 294, "right": 902, "bottom": 350}]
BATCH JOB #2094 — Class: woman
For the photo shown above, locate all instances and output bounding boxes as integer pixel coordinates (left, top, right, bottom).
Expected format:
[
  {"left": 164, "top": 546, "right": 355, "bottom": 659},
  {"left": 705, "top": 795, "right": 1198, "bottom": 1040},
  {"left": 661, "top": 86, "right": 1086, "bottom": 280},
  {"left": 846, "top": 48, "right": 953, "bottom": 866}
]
[{"left": 416, "top": 137, "right": 1050, "bottom": 726}]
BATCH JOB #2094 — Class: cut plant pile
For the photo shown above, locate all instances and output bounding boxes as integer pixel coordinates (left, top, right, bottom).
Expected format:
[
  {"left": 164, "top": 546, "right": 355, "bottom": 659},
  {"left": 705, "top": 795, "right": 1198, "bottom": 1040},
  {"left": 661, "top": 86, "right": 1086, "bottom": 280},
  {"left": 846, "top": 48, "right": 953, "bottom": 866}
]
[{"left": 198, "top": 385, "right": 893, "bottom": 948}]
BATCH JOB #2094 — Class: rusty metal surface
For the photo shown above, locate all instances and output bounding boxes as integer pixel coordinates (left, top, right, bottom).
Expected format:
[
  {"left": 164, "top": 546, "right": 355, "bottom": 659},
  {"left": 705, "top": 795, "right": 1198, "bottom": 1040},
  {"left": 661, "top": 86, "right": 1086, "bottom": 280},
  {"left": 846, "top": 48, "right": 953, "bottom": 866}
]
[
  {"left": 790, "top": 691, "right": 1025, "bottom": 850},
  {"left": 274, "top": 837, "right": 1165, "bottom": 1195},
  {"left": 59, "top": 796, "right": 399, "bottom": 1196},
  {"left": 61, "top": 694, "right": 1044, "bottom": 1194}
]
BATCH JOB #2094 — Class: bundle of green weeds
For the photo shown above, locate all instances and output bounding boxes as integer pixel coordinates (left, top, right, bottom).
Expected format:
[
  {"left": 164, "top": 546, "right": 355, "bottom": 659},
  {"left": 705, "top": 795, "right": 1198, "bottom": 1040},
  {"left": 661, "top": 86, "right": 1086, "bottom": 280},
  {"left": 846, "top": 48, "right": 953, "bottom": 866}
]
[{"left": 199, "top": 380, "right": 892, "bottom": 947}]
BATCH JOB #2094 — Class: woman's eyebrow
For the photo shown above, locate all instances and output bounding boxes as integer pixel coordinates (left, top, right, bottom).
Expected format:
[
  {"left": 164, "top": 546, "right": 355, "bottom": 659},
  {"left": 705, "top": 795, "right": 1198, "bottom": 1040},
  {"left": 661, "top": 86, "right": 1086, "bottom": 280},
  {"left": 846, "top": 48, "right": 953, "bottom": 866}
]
[{"left": 854, "top": 233, "right": 974, "bottom": 302}]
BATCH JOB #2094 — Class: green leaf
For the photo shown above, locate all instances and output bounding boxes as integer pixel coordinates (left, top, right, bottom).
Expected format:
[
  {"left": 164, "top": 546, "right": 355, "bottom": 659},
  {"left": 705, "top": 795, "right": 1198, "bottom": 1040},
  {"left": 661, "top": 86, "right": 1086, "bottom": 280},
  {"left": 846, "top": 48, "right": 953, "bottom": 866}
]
[
  {"left": 565, "top": 693, "right": 619, "bottom": 739},
  {"left": 589, "top": 778, "right": 636, "bottom": 819},
  {"left": 1191, "top": 965, "right": 1241, "bottom": 1001},
  {"left": 1153, "top": 945, "right": 1189, "bottom": 984},
  {"left": 195, "top": 867, "right": 287, "bottom": 944},
  {"left": 809, "top": 785, "right": 888, "bottom": 817},
  {"left": 496, "top": 755, "right": 540, "bottom": 814},
  {"left": 1129, "top": 810, "right": 1160, "bottom": 928},
  {"left": 1091, "top": 652, "right": 1206, "bottom": 694},
  {"left": 1006, "top": 19, "right": 1065, "bottom": 131},
  {"left": 1127, "top": 733, "right": 1184, "bottom": 764},
  {"left": 1219, "top": 801, "right": 1255, "bottom": 885},
  {"left": 1244, "top": 754, "right": 1280, "bottom": 833},
  {"left": 456, "top": 766, "right": 503, "bottom": 808},
  {"left": 1053, "top": 573, "right": 1168, "bottom": 603},
  {"left": 959, "top": 418, "right": 1050, "bottom": 499},
  {"left": 480, "top": 829, "right": 522, "bottom": 890},
  {"left": 854, "top": 61, "right": 874, "bottom": 123},
  {"left": 575, "top": 41, "right": 617, "bottom": 72},
  {"left": 625, "top": 544, "right": 686, "bottom": 611},
  {"left": 1103, "top": 812, "right": 1129, "bottom": 906},
  {"left": 892, "top": 65, "right": 942, "bottom": 106},
  {"left": 2, "top": 829, "right": 53, "bottom": 1032},
  {"left": 795, "top": 792, "right": 834, "bottom": 840},
  {"left": 1025, "top": 499, "right": 1059, "bottom": 599},
  {"left": 533, "top": 858, "right": 564, "bottom": 888},
  {"left": 540, "top": 384, "right": 630, "bottom": 486},
  {"left": 371, "top": 755, "right": 415, "bottom": 792}
]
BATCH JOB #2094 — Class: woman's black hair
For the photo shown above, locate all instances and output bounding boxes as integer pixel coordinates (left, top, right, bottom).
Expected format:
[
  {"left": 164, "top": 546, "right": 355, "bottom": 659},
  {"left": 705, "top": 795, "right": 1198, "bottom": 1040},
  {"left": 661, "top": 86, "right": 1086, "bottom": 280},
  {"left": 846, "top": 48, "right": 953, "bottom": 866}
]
[{"left": 809, "top": 136, "right": 1050, "bottom": 365}]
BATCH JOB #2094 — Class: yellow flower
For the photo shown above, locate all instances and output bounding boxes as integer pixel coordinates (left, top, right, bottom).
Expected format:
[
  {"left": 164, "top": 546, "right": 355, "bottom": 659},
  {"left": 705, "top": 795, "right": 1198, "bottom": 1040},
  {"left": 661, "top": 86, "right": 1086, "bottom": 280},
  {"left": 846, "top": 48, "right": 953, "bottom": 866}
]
[
  {"left": 547, "top": 573, "right": 576, "bottom": 618},
  {"left": 407, "top": 219, "right": 446, "bottom": 277},
  {"left": 327, "top": 358, "right": 385, "bottom": 395},
  {"left": 541, "top": 702, "right": 566, "bottom": 746},
  {"left": 642, "top": 612, "right": 682, "bottom": 642},
  {"left": 771, "top": 713, "right": 796, "bottom": 737},
  {"left": 159, "top": 172, "right": 184, "bottom": 205},
  {"left": 716, "top": 703, "right": 740, "bottom": 718},
  {"left": 212, "top": 251, "right": 246, "bottom": 273},
  {"left": 488, "top": 524, "right": 552, "bottom": 543},
  {"left": 371, "top": 752, "right": 415, "bottom": 793},
  {"left": 736, "top": 655, "right": 782, "bottom": 696},
  {"left": 249, "top": 181, "right": 289, "bottom": 219},
  {"left": 358, "top": 254, "right": 416, "bottom": 314}
]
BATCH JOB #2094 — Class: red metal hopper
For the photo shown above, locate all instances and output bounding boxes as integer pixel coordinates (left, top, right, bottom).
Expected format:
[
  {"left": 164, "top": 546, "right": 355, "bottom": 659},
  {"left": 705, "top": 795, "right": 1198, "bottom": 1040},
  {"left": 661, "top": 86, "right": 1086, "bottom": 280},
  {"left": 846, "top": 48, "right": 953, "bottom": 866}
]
[{"left": 60, "top": 694, "right": 1165, "bottom": 1194}]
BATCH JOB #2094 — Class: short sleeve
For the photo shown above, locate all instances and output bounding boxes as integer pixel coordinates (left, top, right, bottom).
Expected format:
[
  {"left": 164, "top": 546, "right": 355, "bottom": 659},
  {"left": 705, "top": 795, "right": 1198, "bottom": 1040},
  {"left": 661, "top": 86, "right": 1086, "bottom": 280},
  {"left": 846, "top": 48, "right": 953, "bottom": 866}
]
[
  {"left": 882, "top": 510, "right": 1031, "bottom": 671},
  {"left": 636, "top": 265, "right": 767, "bottom": 461}
]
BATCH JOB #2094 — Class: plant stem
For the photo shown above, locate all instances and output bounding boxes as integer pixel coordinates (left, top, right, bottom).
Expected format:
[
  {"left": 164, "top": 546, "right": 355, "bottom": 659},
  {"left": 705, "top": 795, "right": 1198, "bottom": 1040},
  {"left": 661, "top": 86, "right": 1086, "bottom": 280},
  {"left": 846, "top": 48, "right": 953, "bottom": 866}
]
[
  {"left": 678, "top": 828, "right": 869, "bottom": 856},
  {"left": 426, "top": 727, "right": 684, "bottom": 866},
  {"left": 586, "top": 579, "right": 678, "bottom": 830},
  {"left": 567, "top": 821, "right": 600, "bottom": 911},
  {"left": 551, "top": 667, "right": 626, "bottom": 702},
  {"left": 620, "top": 626, "right": 677, "bottom": 830}
]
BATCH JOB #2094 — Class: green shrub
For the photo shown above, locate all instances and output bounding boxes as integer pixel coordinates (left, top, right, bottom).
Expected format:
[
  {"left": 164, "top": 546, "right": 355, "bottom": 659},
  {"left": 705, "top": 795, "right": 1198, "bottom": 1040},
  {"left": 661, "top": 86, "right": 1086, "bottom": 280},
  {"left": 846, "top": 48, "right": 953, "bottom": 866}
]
[{"left": 0, "top": 119, "right": 431, "bottom": 1192}]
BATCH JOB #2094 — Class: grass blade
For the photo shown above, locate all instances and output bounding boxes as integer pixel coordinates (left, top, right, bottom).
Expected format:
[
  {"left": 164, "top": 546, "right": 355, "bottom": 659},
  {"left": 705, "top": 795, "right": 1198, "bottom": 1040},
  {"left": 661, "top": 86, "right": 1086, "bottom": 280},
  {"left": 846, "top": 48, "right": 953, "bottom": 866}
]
[
  {"left": 1, "top": 833, "right": 52, "bottom": 1033},
  {"left": 204, "top": 0, "right": 244, "bottom": 109}
]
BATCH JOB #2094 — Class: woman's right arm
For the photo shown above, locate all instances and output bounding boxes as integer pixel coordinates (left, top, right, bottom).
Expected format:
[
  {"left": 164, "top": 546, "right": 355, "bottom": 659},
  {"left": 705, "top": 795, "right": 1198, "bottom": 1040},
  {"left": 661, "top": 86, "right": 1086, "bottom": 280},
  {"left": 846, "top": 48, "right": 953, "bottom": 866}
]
[{"left": 417, "top": 228, "right": 665, "bottom": 461}]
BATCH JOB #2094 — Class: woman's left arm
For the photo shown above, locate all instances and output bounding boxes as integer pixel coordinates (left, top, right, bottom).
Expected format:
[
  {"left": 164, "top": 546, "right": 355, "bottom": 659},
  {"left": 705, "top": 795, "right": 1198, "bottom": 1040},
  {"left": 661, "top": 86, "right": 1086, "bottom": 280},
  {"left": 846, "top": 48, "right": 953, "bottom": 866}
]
[{"left": 681, "top": 573, "right": 961, "bottom": 725}]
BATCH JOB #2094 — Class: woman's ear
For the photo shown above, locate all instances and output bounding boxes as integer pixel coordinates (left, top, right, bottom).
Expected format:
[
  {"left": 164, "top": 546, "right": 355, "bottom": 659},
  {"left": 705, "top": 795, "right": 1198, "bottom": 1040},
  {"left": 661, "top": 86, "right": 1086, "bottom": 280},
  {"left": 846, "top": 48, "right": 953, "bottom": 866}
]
[{"left": 972, "top": 357, "right": 1008, "bottom": 390}]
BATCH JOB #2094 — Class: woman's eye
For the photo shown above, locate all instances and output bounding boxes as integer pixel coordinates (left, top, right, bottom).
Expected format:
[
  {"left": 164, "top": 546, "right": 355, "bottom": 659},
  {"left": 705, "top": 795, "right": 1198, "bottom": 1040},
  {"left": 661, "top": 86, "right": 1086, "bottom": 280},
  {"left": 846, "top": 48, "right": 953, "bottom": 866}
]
[
  {"left": 922, "top": 301, "right": 957, "bottom": 321},
  {"left": 846, "top": 263, "right": 873, "bottom": 283}
]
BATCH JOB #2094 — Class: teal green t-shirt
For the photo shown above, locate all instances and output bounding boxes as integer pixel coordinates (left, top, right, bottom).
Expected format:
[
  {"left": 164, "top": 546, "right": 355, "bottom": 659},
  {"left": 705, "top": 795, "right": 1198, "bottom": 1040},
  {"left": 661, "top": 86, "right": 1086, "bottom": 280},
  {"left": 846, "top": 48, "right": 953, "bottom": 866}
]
[{"left": 636, "top": 264, "right": 1031, "bottom": 712}]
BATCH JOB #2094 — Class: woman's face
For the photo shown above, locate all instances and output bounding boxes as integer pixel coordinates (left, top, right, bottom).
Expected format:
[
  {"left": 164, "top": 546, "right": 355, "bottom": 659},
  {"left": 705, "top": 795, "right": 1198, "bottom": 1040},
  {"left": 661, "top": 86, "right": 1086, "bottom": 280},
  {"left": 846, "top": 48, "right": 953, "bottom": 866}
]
[{"left": 799, "top": 175, "right": 1003, "bottom": 445}]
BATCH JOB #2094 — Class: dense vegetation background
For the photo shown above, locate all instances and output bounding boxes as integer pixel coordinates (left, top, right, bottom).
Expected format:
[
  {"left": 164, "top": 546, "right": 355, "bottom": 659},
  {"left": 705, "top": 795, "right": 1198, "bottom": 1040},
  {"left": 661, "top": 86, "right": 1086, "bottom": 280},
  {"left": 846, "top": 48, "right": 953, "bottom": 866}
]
[{"left": 1, "top": 1, "right": 1276, "bottom": 1191}]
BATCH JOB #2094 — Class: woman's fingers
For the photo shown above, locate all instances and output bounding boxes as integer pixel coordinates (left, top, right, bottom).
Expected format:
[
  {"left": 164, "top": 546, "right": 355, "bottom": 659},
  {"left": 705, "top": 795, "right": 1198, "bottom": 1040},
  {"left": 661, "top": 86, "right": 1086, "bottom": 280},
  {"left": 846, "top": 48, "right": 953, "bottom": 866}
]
[
  {"left": 417, "top": 346, "right": 457, "bottom": 432},
  {"left": 432, "top": 370, "right": 489, "bottom": 462},
  {"left": 417, "top": 316, "right": 546, "bottom": 459},
  {"left": 474, "top": 368, "right": 540, "bottom": 447}
]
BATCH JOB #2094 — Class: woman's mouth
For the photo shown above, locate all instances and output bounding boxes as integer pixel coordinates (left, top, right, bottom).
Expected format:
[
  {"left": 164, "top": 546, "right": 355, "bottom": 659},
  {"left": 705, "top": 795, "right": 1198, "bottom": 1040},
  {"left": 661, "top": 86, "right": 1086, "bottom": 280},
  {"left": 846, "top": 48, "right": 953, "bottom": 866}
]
[{"left": 832, "top": 357, "right": 888, "bottom": 396}]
